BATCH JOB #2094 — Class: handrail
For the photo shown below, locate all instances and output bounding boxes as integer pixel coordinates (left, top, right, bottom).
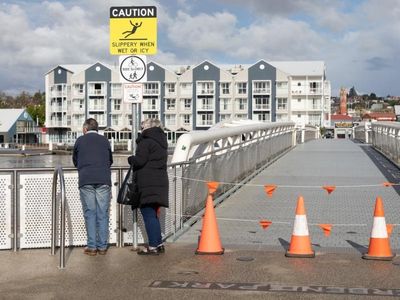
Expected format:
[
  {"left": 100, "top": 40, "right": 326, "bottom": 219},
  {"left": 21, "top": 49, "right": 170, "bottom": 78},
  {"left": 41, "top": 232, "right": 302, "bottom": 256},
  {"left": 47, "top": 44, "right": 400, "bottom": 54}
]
[{"left": 50, "top": 166, "right": 67, "bottom": 269}]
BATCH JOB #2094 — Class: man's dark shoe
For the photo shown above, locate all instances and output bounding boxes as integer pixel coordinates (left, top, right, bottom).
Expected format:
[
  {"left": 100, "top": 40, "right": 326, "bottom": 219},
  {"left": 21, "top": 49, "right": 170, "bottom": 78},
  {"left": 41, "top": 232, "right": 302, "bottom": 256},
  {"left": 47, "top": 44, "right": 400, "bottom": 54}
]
[
  {"left": 137, "top": 246, "right": 160, "bottom": 255},
  {"left": 98, "top": 248, "right": 108, "bottom": 255},
  {"left": 83, "top": 247, "right": 97, "bottom": 256}
]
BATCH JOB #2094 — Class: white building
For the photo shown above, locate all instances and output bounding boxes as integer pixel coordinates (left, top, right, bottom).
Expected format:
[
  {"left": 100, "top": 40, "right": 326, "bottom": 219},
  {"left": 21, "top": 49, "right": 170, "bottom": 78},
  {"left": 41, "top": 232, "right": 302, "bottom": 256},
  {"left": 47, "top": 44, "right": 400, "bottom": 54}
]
[{"left": 45, "top": 60, "right": 331, "bottom": 143}]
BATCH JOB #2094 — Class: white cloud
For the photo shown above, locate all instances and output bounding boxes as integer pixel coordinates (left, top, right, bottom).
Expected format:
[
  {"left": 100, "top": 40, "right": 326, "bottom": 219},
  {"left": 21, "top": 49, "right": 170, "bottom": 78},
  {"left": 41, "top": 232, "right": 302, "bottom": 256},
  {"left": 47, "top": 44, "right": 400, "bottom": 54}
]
[{"left": 0, "top": 0, "right": 399, "bottom": 96}]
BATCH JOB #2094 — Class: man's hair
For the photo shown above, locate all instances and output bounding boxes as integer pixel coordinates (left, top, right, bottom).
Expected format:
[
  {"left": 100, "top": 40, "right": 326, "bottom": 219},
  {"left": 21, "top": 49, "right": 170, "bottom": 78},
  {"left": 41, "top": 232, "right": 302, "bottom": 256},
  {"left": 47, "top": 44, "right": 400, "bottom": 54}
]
[
  {"left": 141, "top": 118, "right": 163, "bottom": 130},
  {"left": 83, "top": 118, "right": 98, "bottom": 132}
]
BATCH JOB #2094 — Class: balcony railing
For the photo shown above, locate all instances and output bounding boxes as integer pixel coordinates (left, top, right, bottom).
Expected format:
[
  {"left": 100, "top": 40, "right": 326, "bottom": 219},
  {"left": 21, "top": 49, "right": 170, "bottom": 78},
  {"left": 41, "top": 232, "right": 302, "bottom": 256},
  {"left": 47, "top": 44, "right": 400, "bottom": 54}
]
[
  {"left": 254, "top": 104, "right": 270, "bottom": 110},
  {"left": 197, "top": 89, "right": 214, "bottom": 95},
  {"left": 198, "top": 104, "right": 214, "bottom": 110},
  {"left": 87, "top": 89, "right": 105, "bottom": 96},
  {"left": 88, "top": 105, "right": 105, "bottom": 111},
  {"left": 309, "top": 88, "right": 323, "bottom": 95},
  {"left": 143, "top": 89, "right": 159, "bottom": 95},
  {"left": 142, "top": 105, "right": 159, "bottom": 111},
  {"left": 253, "top": 88, "right": 271, "bottom": 94}
]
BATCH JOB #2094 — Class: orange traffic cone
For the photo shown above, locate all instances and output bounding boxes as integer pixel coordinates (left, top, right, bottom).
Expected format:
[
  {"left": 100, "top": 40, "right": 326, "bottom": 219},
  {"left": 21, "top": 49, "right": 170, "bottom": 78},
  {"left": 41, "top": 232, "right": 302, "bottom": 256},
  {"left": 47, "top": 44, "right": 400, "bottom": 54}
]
[
  {"left": 362, "top": 197, "right": 395, "bottom": 261},
  {"left": 285, "top": 196, "right": 315, "bottom": 258},
  {"left": 195, "top": 194, "right": 224, "bottom": 255}
]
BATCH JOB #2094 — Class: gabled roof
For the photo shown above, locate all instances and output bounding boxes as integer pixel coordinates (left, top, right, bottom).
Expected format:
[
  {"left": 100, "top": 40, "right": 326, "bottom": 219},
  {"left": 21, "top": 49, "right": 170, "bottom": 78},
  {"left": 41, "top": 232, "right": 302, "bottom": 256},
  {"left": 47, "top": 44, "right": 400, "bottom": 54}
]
[
  {"left": 0, "top": 109, "right": 25, "bottom": 132},
  {"left": 331, "top": 114, "right": 353, "bottom": 121},
  {"left": 46, "top": 62, "right": 115, "bottom": 75}
]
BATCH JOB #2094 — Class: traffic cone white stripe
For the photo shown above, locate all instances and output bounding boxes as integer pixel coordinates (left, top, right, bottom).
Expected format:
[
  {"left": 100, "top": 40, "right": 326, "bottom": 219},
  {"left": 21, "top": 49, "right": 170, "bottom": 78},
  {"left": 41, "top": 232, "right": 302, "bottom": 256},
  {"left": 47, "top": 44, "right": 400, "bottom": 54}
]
[
  {"left": 292, "top": 215, "right": 309, "bottom": 236},
  {"left": 371, "top": 217, "right": 388, "bottom": 238}
]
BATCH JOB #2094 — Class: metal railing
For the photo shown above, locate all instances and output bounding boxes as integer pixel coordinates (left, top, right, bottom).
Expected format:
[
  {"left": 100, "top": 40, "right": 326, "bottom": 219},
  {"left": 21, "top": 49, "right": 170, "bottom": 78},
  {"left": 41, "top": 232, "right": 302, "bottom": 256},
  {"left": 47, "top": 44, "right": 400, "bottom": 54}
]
[
  {"left": 353, "top": 122, "right": 372, "bottom": 143},
  {"left": 51, "top": 166, "right": 67, "bottom": 269},
  {"left": 371, "top": 122, "right": 400, "bottom": 166},
  {"left": 0, "top": 122, "right": 321, "bottom": 264}
]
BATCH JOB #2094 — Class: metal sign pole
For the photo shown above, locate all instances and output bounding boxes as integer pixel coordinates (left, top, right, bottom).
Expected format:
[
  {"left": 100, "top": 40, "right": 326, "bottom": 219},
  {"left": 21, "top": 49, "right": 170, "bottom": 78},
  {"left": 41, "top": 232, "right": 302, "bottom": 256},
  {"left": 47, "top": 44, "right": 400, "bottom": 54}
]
[{"left": 132, "top": 103, "right": 139, "bottom": 250}]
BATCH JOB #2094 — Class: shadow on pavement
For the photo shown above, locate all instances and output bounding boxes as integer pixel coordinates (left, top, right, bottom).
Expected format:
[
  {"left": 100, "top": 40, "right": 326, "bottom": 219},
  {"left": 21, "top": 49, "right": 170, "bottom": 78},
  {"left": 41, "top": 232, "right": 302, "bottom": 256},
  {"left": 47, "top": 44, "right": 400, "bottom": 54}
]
[{"left": 346, "top": 239, "right": 367, "bottom": 254}]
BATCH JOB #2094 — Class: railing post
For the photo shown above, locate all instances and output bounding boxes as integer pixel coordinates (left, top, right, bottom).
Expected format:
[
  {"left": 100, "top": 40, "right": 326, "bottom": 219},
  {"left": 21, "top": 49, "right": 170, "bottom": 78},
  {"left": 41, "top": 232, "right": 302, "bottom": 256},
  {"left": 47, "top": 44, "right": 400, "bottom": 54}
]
[
  {"left": 50, "top": 166, "right": 66, "bottom": 269},
  {"left": 12, "top": 170, "right": 18, "bottom": 252}
]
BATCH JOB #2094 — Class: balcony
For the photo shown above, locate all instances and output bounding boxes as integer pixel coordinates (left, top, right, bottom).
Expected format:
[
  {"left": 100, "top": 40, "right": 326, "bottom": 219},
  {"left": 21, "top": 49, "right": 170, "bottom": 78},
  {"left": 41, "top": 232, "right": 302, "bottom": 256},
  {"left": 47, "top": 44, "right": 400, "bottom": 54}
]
[
  {"left": 308, "top": 88, "right": 323, "bottom": 95},
  {"left": 254, "top": 104, "right": 270, "bottom": 110},
  {"left": 142, "top": 104, "right": 159, "bottom": 111},
  {"left": 252, "top": 88, "right": 271, "bottom": 94},
  {"left": 87, "top": 89, "right": 105, "bottom": 96},
  {"left": 88, "top": 105, "right": 105, "bottom": 111},
  {"left": 50, "top": 91, "right": 67, "bottom": 98},
  {"left": 197, "top": 89, "right": 214, "bottom": 96},
  {"left": 143, "top": 88, "right": 159, "bottom": 95}
]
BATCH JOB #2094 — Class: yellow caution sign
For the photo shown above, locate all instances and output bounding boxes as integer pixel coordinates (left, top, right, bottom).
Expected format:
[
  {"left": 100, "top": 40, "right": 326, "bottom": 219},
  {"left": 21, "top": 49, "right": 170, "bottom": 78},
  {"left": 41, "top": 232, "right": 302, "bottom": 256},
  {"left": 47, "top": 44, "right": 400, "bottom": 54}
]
[{"left": 109, "top": 6, "right": 157, "bottom": 55}]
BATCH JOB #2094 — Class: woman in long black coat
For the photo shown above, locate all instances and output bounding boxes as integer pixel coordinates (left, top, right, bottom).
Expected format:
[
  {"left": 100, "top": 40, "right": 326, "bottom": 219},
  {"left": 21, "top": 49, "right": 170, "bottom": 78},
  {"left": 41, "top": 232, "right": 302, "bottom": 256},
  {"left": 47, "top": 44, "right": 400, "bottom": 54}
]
[{"left": 128, "top": 118, "right": 169, "bottom": 255}]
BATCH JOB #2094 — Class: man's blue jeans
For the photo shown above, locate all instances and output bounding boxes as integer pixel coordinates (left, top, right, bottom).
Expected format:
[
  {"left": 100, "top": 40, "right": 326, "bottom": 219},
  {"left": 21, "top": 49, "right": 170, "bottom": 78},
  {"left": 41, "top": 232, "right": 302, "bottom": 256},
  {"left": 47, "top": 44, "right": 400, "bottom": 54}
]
[
  {"left": 140, "top": 205, "right": 162, "bottom": 247},
  {"left": 79, "top": 184, "right": 111, "bottom": 250}
]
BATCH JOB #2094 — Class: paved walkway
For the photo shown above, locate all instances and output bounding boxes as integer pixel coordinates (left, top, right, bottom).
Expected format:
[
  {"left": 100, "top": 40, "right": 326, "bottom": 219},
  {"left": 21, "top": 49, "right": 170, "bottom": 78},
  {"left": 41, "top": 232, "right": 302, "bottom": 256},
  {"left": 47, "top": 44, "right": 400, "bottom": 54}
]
[
  {"left": 176, "top": 139, "right": 400, "bottom": 252},
  {"left": 2, "top": 139, "right": 400, "bottom": 299},
  {"left": 1, "top": 244, "right": 400, "bottom": 299}
]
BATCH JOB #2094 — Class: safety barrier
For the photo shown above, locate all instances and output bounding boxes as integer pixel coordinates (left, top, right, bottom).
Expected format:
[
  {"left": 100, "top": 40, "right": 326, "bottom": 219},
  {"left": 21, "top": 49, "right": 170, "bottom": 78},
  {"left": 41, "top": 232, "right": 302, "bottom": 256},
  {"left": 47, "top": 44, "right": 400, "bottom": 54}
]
[
  {"left": 0, "top": 122, "right": 319, "bottom": 255},
  {"left": 354, "top": 122, "right": 372, "bottom": 143},
  {"left": 371, "top": 122, "right": 400, "bottom": 167}
]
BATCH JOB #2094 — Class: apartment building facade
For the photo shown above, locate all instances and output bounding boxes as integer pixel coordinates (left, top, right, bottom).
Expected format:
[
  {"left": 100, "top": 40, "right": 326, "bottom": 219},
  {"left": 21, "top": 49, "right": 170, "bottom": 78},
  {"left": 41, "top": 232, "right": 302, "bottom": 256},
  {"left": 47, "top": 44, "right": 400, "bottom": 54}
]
[{"left": 45, "top": 60, "right": 331, "bottom": 143}]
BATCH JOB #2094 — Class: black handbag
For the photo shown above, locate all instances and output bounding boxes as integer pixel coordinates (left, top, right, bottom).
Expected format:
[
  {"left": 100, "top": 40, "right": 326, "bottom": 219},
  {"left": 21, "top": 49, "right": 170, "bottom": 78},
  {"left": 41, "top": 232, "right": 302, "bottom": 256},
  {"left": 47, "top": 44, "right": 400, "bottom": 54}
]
[{"left": 117, "top": 167, "right": 140, "bottom": 207}]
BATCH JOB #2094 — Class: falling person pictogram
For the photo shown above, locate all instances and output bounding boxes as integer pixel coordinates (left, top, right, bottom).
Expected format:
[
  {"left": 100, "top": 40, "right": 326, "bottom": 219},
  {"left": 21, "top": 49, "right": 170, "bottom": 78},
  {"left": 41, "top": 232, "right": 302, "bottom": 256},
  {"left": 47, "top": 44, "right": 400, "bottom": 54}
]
[{"left": 122, "top": 20, "right": 143, "bottom": 38}]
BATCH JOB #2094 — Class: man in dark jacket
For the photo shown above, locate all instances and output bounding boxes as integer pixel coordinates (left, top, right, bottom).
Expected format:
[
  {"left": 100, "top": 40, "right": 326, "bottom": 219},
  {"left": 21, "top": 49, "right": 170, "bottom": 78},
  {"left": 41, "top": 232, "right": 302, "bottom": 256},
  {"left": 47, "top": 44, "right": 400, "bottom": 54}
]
[
  {"left": 128, "top": 118, "right": 168, "bottom": 255},
  {"left": 73, "top": 118, "right": 113, "bottom": 256}
]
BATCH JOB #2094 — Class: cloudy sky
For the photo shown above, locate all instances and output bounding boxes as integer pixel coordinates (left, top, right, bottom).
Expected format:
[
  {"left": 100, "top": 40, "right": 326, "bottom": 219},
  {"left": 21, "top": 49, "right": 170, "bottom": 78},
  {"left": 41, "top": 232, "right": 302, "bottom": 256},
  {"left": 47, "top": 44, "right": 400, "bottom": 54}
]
[{"left": 0, "top": 0, "right": 399, "bottom": 96}]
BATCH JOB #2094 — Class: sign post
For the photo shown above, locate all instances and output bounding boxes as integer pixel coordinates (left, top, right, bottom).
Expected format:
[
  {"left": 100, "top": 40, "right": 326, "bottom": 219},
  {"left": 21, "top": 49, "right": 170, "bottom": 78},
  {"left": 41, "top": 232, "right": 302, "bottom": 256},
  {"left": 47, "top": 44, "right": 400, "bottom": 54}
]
[{"left": 110, "top": 6, "right": 157, "bottom": 250}]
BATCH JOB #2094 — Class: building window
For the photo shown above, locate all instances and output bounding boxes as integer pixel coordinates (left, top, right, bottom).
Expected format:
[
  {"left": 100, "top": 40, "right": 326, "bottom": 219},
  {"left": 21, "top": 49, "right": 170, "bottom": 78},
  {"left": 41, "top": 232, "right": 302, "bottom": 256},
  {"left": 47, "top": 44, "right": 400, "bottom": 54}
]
[
  {"left": 73, "top": 84, "right": 84, "bottom": 95},
  {"left": 165, "top": 114, "right": 176, "bottom": 126},
  {"left": 113, "top": 99, "right": 121, "bottom": 111},
  {"left": 197, "top": 82, "right": 214, "bottom": 95},
  {"left": 143, "top": 98, "right": 158, "bottom": 110},
  {"left": 199, "top": 113, "right": 213, "bottom": 126},
  {"left": 236, "top": 82, "right": 247, "bottom": 94},
  {"left": 112, "top": 114, "right": 121, "bottom": 126},
  {"left": 143, "top": 113, "right": 159, "bottom": 120},
  {"left": 255, "top": 112, "right": 270, "bottom": 121},
  {"left": 165, "top": 83, "right": 175, "bottom": 93},
  {"left": 220, "top": 99, "right": 231, "bottom": 111},
  {"left": 181, "top": 114, "right": 191, "bottom": 125},
  {"left": 221, "top": 83, "right": 230, "bottom": 95},
  {"left": 110, "top": 83, "right": 122, "bottom": 96},
  {"left": 89, "top": 113, "right": 105, "bottom": 126},
  {"left": 199, "top": 97, "right": 213, "bottom": 110},
  {"left": 181, "top": 98, "right": 192, "bottom": 110},
  {"left": 254, "top": 96, "right": 270, "bottom": 110},
  {"left": 144, "top": 83, "right": 159, "bottom": 94},
  {"left": 277, "top": 98, "right": 287, "bottom": 110},
  {"left": 236, "top": 98, "right": 247, "bottom": 111},
  {"left": 253, "top": 81, "right": 271, "bottom": 94},
  {"left": 166, "top": 99, "right": 176, "bottom": 111}
]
